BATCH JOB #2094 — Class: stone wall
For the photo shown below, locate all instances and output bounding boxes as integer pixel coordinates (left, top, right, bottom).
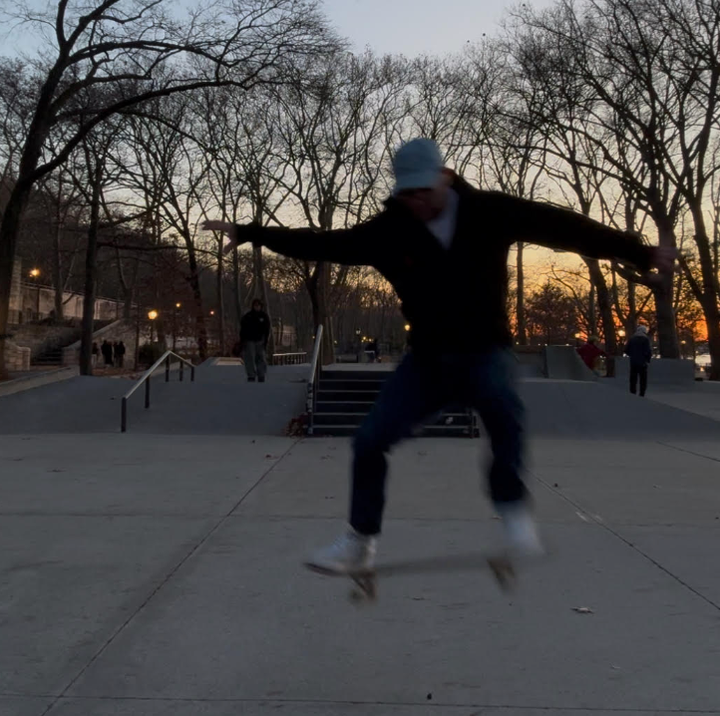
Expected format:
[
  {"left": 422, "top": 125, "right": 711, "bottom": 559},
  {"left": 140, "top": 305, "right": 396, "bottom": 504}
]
[
  {"left": 11, "top": 324, "right": 80, "bottom": 360},
  {"left": 62, "top": 319, "right": 138, "bottom": 367},
  {"left": 9, "top": 260, "right": 21, "bottom": 324},
  {"left": 613, "top": 357, "right": 695, "bottom": 384},
  {"left": 6, "top": 341, "right": 30, "bottom": 372},
  {"left": 9, "top": 256, "right": 124, "bottom": 324}
]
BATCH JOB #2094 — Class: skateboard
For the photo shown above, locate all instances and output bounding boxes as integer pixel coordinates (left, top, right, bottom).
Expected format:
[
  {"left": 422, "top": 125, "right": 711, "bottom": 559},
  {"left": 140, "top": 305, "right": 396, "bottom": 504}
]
[{"left": 305, "top": 552, "right": 517, "bottom": 603}]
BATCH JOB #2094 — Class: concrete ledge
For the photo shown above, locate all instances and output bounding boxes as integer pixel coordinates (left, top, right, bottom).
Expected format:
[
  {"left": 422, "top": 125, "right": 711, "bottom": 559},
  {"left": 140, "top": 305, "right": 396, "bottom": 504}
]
[
  {"left": 613, "top": 356, "right": 695, "bottom": 384},
  {"left": 0, "top": 366, "right": 78, "bottom": 397},
  {"left": 544, "top": 345, "right": 597, "bottom": 381}
]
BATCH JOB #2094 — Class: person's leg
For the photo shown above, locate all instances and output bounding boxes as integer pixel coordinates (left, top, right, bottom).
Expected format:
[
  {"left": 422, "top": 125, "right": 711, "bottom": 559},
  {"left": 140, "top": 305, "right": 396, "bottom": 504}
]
[
  {"left": 243, "top": 342, "right": 257, "bottom": 380},
  {"left": 350, "top": 352, "right": 446, "bottom": 535},
  {"left": 466, "top": 349, "right": 526, "bottom": 505},
  {"left": 256, "top": 342, "right": 268, "bottom": 381},
  {"left": 466, "top": 349, "right": 542, "bottom": 555},
  {"left": 639, "top": 365, "right": 648, "bottom": 397},
  {"left": 630, "top": 364, "right": 638, "bottom": 394},
  {"left": 307, "top": 353, "right": 446, "bottom": 574}
]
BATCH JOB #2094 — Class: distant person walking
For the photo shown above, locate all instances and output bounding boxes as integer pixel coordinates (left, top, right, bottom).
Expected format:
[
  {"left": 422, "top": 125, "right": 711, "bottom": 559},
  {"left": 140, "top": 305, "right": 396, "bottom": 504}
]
[
  {"left": 625, "top": 326, "right": 652, "bottom": 396},
  {"left": 101, "top": 339, "right": 113, "bottom": 366},
  {"left": 115, "top": 341, "right": 126, "bottom": 368},
  {"left": 577, "top": 335, "right": 606, "bottom": 373},
  {"left": 365, "top": 338, "right": 379, "bottom": 363},
  {"left": 91, "top": 342, "right": 99, "bottom": 367},
  {"left": 240, "top": 299, "right": 270, "bottom": 382}
]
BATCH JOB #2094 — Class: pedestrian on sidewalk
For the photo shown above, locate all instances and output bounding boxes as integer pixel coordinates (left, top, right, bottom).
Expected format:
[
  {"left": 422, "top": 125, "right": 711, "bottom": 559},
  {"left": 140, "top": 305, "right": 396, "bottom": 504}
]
[
  {"left": 101, "top": 339, "right": 113, "bottom": 367},
  {"left": 204, "top": 137, "right": 675, "bottom": 576},
  {"left": 625, "top": 325, "right": 652, "bottom": 396},
  {"left": 91, "top": 342, "right": 99, "bottom": 367},
  {"left": 240, "top": 299, "right": 270, "bottom": 383}
]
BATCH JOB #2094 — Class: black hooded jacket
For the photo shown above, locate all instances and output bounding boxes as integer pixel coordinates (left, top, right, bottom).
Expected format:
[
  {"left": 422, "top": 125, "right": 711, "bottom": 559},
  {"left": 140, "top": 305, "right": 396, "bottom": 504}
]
[
  {"left": 235, "top": 177, "right": 652, "bottom": 352},
  {"left": 240, "top": 305, "right": 270, "bottom": 344}
]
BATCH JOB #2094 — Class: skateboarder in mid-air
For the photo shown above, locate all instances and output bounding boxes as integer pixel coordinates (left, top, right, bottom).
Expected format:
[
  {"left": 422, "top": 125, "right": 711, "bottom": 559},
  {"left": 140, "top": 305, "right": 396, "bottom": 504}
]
[{"left": 204, "top": 138, "right": 675, "bottom": 578}]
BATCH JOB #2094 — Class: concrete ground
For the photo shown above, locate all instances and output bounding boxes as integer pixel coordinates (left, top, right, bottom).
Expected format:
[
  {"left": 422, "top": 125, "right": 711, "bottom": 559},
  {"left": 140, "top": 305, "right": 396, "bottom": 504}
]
[{"left": 2, "top": 370, "right": 720, "bottom": 715}]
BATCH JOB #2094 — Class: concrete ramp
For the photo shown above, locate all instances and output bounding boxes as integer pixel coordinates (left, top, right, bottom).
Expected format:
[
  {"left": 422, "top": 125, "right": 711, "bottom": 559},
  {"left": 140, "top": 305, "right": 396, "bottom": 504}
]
[
  {"left": 520, "top": 379, "right": 719, "bottom": 439},
  {"left": 0, "top": 362, "right": 308, "bottom": 435},
  {"left": 543, "top": 345, "right": 597, "bottom": 381}
]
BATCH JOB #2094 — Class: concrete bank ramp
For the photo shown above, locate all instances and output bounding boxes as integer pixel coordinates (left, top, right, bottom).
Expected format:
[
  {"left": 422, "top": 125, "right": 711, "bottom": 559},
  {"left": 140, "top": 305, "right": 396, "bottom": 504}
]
[
  {"left": 0, "top": 361, "right": 308, "bottom": 435},
  {"left": 520, "top": 379, "right": 719, "bottom": 439},
  {"left": 543, "top": 345, "right": 597, "bottom": 381}
]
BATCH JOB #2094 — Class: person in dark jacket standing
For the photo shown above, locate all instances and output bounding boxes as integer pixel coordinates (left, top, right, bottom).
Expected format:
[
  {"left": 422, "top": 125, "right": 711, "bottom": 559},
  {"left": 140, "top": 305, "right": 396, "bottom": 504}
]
[
  {"left": 240, "top": 299, "right": 270, "bottom": 382},
  {"left": 625, "top": 326, "right": 652, "bottom": 396},
  {"left": 101, "top": 339, "right": 113, "bottom": 366},
  {"left": 116, "top": 340, "right": 126, "bottom": 368},
  {"left": 203, "top": 137, "right": 675, "bottom": 577}
]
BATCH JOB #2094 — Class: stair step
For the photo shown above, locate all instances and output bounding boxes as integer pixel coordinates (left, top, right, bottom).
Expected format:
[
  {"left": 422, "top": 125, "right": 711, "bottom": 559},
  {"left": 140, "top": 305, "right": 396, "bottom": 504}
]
[
  {"left": 310, "top": 425, "right": 474, "bottom": 438},
  {"left": 315, "top": 401, "right": 376, "bottom": 414},
  {"left": 320, "top": 371, "right": 391, "bottom": 380},
  {"left": 318, "top": 379, "right": 386, "bottom": 391},
  {"left": 317, "top": 390, "right": 380, "bottom": 402},
  {"left": 312, "top": 412, "right": 474, "bottom": 427}
]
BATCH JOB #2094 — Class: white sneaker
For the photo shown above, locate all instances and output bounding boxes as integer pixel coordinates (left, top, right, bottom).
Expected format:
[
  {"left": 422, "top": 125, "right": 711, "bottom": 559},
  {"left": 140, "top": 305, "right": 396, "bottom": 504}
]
[
  {"left": 305, "top": 528, "right": 377, "bottom": 575},
  {"left": 496, "top": 502, "right": 544, "bottom": 557}
]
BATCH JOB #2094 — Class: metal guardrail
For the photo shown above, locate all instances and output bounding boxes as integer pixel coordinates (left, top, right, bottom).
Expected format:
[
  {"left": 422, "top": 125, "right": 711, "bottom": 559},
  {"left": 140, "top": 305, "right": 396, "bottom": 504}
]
[
  {"left": 121, "top": 350, "right": 195, "bottom": 432},
  {"left": 272, "top": 351, "right": 308, "bottom": 366},
  {"left": 306, "top": 325, "right": 324, "bottom": 436}
]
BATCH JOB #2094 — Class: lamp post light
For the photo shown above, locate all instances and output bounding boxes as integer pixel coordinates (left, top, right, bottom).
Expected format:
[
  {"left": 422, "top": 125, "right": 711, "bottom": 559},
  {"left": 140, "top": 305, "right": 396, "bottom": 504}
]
[
  {"left": 148, "top": 309, "right": 158, "bottom": 344},
  {"left": 173, "top": 303, "right": 181, "bottom": 352},
  {"left": 29, "top": 268, "right": 41, "bottom": 319}
]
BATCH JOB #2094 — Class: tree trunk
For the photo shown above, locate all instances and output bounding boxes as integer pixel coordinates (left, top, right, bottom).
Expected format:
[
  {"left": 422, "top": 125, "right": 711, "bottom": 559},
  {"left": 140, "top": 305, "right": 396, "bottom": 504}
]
[
  {"left": 653, "top": 273, "right": 679, "bottom": 358},
  {"left": 654, "top": 225, "right": 680, "bottom": 358},
  {"left": 232, "top": 245, "right": 243, "bottom": 339},
  {"left": 627, "top": 279, "right": 637, "bottom": 334},
  {"left": 687, "top": 204, "right": 720, "bottom": 380},
  {"left": 703, "top": 298, "right": 720, "bottom": 381},
  {"left": 186, "top": 249, "right": 207, "bottom": 360},
  {"left": 516, "top": 242, "right": 527, "bottom": 345},
  {"left": 123, "top": 287, "right": 133, "bottom": 321},
  {"left": 252, "top": 245, "right": 275, "bottom": 356},
  {"left": 306, "top": 262, "right": 334, "bottom": 364},
  {"left": 52, "top": 218, "right": 64, "bottom": 321},
  {"left": 79, "top": 163, "right": 103, "bottom": 376},
  {"left": 216, "top": 242, "right": 225, "bottom": 355},
  {"left": 585, "top": 258, "right": 617, "bottom": 376},
  {"left": 0, "top": 183, "right": 32, "bottom": 377}
]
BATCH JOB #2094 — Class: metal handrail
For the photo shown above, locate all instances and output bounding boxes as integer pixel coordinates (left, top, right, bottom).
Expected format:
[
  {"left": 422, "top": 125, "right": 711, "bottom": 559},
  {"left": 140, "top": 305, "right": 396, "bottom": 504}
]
[
  {"left": 272, "top": 351, "right": 308, "bottom": 366},
  {"left": 121, "top": 350, "right": 195, "bottom": 432},
  {"left": 306, "top": 325, "right": 324, "bottom": 435}
]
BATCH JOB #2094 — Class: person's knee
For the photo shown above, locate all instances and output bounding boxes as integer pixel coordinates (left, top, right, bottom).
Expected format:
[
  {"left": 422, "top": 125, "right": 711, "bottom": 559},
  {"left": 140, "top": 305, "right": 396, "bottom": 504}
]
[{"left": 353, "top": 421, "right": 390, "bottom": 461}]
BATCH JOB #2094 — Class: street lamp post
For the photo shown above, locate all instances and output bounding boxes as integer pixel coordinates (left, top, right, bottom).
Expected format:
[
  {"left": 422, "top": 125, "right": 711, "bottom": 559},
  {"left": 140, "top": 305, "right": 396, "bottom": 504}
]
[
  {"left": 148, "top": 310, "right": 158, "bottom": 344},
  {"left": 29, "top": 268, "right": 41, "bottom": 320},
  {"left": 173, "top": 302, "right": 181, "bottom": 352}
]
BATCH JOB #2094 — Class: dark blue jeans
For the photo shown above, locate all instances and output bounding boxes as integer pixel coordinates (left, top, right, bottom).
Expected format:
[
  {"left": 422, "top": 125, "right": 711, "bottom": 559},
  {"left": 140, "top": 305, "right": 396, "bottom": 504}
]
[{"left": 350, "top": 349, "right": 526, "bottom": 535}]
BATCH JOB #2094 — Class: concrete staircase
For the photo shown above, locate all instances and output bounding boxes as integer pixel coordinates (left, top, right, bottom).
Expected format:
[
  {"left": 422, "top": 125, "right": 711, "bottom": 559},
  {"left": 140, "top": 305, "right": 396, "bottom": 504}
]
[{"left": 310, "top": 369, "right": 477, "bottom": 438}]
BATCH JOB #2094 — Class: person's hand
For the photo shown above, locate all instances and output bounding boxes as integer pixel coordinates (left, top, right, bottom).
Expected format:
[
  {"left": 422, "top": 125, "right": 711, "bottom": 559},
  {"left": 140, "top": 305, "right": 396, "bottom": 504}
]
[
  {"left": 649, "top": 246, "right": 677, "bottom": 273},
  {"left": 202, "top": 220, "right": 242, "bottom": 255}
]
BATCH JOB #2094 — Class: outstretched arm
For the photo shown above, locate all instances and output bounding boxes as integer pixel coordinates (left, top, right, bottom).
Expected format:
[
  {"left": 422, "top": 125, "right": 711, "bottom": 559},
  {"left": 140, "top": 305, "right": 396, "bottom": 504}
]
[
  {"left": 203, "top": 219, "right": 378, "bottom": 266},
  {"left": 500, "top": 194, "right": 675, "bottom": 274}
]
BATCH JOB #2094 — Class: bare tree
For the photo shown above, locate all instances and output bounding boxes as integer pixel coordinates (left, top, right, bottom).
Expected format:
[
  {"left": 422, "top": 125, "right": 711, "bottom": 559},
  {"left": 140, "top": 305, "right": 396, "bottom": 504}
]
[
  {"left": 0, "top": 0, "right": 336, "bottom": 375},
  {"left": 265, "top": 51, "right": 405, "bottom": 362}
]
